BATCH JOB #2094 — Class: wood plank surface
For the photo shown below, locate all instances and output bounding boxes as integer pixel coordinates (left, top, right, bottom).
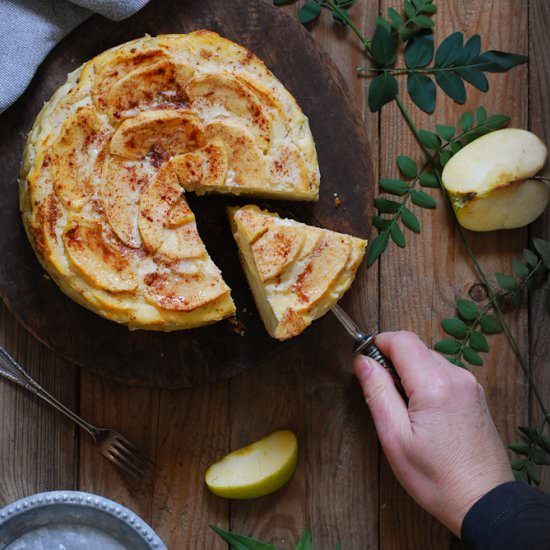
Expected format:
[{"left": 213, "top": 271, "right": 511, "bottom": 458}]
[
  {"left": 0, "top": 1, "right": 548, "bottom": 550},
  {"left": 529, "top": 0, "right": 550, "bottom": 492},
  {"left": 378, "top": 1, "right": 530, "bottom": 549}
]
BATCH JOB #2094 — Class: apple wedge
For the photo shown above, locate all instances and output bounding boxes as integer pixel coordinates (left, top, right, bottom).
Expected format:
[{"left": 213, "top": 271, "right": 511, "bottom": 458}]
[
  {"left": 205, "top": 430, "right": 298, "bottom": 499},
  {"left": 442, "top": 129, "right": 549, "bottom": 231}
]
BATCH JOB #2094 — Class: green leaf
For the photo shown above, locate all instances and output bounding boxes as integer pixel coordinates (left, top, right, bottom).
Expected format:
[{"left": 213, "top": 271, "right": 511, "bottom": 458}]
[
  {"left": 479, "top": 315, "right": 503, "bottom": 334},
  {"left": 457, "top": 68, "right": 489, "bottom": 92},
  {"left": 525, "top": 461, "right": 541, "bottom": 485},
  {"left": 375, "top": 15, "right": 392, "bottom": 33},
  {"left": 418, "top": 129, "right": 441, "bottom": 149},
  {"left": 419, "top": 172, "right": 439, "bottom": 187},
  {"left": 447, "top": 357, "right": 465, "bottom": 368},
  {"left": 459, "top": 34, "right": 481, "bottom": 63},
  {"left": 523, "top": 248, "right": 540, "bottom": 268},
  {"left": 390, "top": 224, "right": 406, "bottom": 247},
  {"left": 405, "top": 32, "right": 434, "bottom": 68},
  {"left": 439, "top": 150, "right": 452, "bottom": 166},
  {"left": 333, "top": 545, "right": 341, "bottom": 550},
  {"left": 403, "top": 0, "right": 415, "bottom": 18},
  {"left": 412, "top": 15, "right": 435, "bottom": 29},
  {"left": 371, "top": 24, "right": 397, "bottom": 65},
  {"left": 397, "top": 156, "right": 418, "bottom": 178},
  {"left": 380, "top": 178, "right": 410, "bottom": 195},
  {"left": 511, "top": 458, "right": 527, "bottom": 471},
  {"left": 519, "top": 426, "right": 540, "bottom": 443},
  {"left": 373, "top": 215, "right": 391, "bottom": 230},
  {"left": 410, "top": 189, "right": 436, "bottom": 208},
  {"left": 273, "top": 0, "right": 295, "bottom": 5},
  {"left": 485, "top": 114, "right": 511, "bottom": 130},
  {"left": 469, "top": 330, "right": 489, "bottom": 352},
  {"left": 441, "top": 317, "right": 468, "bottom": 338},
  {"left": 460, "top": 112, "right": 474, "bottom": 131},
  {"left": 515, "top": 467, "right": 528, "bottom": 483},
  {"left": 475, "top": 50, "right": 528, "bottom": 73},
  {"left": 435, "top": 125, "right": 455, "bottom": 140},
  {"left": 435, "top": 71, "right": 466, "bottom": 104},
  {"left": 509, "top": 441, "right": 530, "bottom": 455},
  {"left": 387, "top": 7, "right": 404, "bottom": 28},
  {"left": 496, "top": 272, "right": 518, "bottom": 291},
  {"left": 463, "top": 346, "right": 483, "bottom": 366},
  {"left": 434, "top": 338, "right": 462, "bottom": 354},
  {"left": 532, "top": 237, "right": 550, "bottom": 269},
  {"left": 407, "top": 73, "right": 436, "bottom": 114},
  {"left": 420, "top": 3, "right": 437, "bottom": 14},
  {"left": 295, "top": 529, "right": 313, "bottom": 550},
  {"left": 476, "top": 106, "right": 487, "bottom": 123},
  {"left": 399, "top": 28, "right": 415, "bottom": 41},
  {"left": 375, "top": 197, "right": 401, "bottom": 213},
  {"left": 210, "top": 525, "right": 279, "bottom": 550},
  {"left": 457, "top": 299, "right": 478, "bottom": 321},
  {"left": 512, "top": 259, "right": 530, "bottom": 278},
  {"left": 435, "top": 32, "right": 464, "bottom": 67},
  {"left": 367, "top": 232, "right": 389, "bottom": 265},
  {"left": 299, "top": 1, "right": 321, "bottom": 24},
  {"left": 368, "top": 73, "right": 398, "bottom": 112},
  {"left": 401, "top": 206, "right": 421, "bottom": 233},
  {"left": 332, "top": 9, "right": 349, "bottom": 25}
]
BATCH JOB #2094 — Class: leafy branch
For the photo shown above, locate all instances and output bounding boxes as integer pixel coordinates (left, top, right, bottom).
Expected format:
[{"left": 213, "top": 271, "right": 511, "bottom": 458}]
[{"left": 211, "top": 525, "right": 341, "bottom": 550}]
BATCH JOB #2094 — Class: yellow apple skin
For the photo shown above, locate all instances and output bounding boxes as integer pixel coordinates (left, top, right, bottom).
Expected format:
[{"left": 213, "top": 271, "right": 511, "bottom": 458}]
[
  {"left": 205, "top": 430, "right": 298, "bottom": 499},
  {"left": 442, "top": 129, "right": 549, "bottom": 231}
]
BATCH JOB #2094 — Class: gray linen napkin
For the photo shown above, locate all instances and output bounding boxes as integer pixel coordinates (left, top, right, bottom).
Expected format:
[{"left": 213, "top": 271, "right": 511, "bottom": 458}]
[{"left": 0, "top": 0, "right": 150, "bottom": 113}]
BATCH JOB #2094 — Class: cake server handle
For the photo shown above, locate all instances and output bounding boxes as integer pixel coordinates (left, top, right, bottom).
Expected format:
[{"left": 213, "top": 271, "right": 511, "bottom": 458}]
[{"left": 331, "top": 304, "right": 408, "bottom": 402}]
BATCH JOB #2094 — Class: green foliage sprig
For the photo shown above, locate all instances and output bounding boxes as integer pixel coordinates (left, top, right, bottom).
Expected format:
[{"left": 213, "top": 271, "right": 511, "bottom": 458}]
[
  {"left": 211, "top": 525, "right": 340, "bottom": 550},
  {"left": 367, "top": 107, "right": 510, "bottom": 265}
]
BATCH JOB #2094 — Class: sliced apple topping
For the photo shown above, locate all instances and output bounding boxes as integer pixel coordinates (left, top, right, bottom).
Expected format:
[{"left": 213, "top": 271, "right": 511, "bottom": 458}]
[
  {"left": 93, "top": 52, "right": 194, "bottom": 120},
  {"left": 442, "top": 129, "right": 549, "bottom": 231},
  {"left": 138, "top": 163, "right": 205, "bottom": 259},
  {"left": 172, "top": 140, "right": 228, "bottom": 192},
  {"left": 63, "top": 221, "right": 137, "bottom": 293},
  {"left": 101, "top": 155, "right": 155, "bottom": 248},
  {"left": 232, "top": 206, "right": 272, "bottom": 243},
  {"left": 251, "top": 226, "right": 305, "bottom": 282},
  {"left": 143, "top": 266, "right": 228, "bottom": 312},
  {"left": 50, "top": 106, "right": 109, "bottom": 211},
  {"left": 269, "top": 143, "right": 309, "bottom": 194},
  {"left": 186, "top": 72, "right": 273, "bottom": 152},
  {"left": 205, "top": 121, "right": 267, "bottom": 189},
  {"left": 110, "top": 109, "right": 206, "bottom": 160}
]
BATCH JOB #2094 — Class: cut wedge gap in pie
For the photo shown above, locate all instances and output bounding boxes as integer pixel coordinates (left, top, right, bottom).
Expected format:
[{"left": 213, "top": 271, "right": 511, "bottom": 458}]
[{"left": 229, "top": 205, "right": 367, "bottom": 340}]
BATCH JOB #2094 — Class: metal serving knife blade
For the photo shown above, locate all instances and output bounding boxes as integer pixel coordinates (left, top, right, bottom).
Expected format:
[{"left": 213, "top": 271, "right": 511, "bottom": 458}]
[{"left": 331, "top": 304, "right": 407, "bottom": 401}]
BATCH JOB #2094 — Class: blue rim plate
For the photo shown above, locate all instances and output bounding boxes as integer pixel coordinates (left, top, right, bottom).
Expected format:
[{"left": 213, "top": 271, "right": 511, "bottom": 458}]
[{"left": 0, "top": 491, "right": 167, "bottom": 549}]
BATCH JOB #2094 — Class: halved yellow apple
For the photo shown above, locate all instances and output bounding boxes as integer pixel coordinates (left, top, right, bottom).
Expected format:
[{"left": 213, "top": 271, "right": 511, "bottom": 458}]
[
  {"left": 205, "top": 430, "right": 298, "bottom": 499},
  {"left": 442, "top": 129, "right": 549, "bottom": 231}
]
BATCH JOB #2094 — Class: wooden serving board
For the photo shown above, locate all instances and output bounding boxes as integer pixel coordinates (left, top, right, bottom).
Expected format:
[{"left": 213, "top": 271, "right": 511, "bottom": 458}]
[{"left": 0, "top": 0, "right": 373, "bottom": 388}]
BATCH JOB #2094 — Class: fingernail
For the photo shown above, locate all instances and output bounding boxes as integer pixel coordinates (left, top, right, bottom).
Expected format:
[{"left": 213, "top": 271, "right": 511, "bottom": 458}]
[{"left": 353, "top": 354, "right": 376, "bottom": 377}]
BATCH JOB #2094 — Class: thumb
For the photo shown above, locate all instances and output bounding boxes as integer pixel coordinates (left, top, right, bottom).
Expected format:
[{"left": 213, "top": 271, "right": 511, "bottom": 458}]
[{"left": 353, "top": 355, "right": 411, "bottom": 454}]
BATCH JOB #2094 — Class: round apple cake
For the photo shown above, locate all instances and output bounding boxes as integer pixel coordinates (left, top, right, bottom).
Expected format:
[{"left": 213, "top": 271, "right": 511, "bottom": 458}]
[{"left": 19, "top": 31, "right": 320, "bottom": 330}]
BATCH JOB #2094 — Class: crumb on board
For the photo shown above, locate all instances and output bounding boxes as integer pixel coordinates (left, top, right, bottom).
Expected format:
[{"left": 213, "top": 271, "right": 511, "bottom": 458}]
[
  {"left": 228, "top": 316, "right": 245, "bottom": 336},
  {"left": 333, "top": 192, "right": 342, "bottom": 208}
]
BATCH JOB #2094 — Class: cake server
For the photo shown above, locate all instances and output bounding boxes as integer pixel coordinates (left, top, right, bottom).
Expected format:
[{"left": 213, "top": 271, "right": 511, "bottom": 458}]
[{"left": 331, "top": 304, "right": 407, "bottom": 401}]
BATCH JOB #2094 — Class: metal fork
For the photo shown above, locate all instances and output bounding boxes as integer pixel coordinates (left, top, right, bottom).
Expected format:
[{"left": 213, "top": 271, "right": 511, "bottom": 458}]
[
  {"left": 331, "top": 305, "right": 408, "bottom": 401},
  {"left": 0, "top": 346, "right": 159, "bottom": 482}
]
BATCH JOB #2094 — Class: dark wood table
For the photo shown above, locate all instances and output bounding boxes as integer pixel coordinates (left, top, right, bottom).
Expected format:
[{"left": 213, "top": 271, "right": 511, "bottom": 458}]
[{"left": 1, "top": 1, "right": 548, "bottom": 548}]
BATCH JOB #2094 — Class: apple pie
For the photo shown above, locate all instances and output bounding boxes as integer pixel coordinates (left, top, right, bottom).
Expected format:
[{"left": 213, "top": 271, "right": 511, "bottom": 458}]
[
  {"left": 229, "top": 205, "right": 367, "bottom": 340},
  {"left": 19, "top": 31, "right": 319, "bottom": 330}
]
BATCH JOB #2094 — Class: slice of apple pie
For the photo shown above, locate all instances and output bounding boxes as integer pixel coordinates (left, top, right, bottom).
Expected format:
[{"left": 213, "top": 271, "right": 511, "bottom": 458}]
[{"left": 229, "top": 205, "right": 367, "bottom": 340}]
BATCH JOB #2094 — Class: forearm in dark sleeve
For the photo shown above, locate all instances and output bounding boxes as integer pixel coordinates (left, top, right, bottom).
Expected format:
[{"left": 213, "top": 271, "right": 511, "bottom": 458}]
[{"left": 461, "top": 481, "right": 550, "bottom": 550}]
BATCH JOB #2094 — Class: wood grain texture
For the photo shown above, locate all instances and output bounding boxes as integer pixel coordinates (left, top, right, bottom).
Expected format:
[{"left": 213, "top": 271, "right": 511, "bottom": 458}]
[
  {"left": 0, "top": 302, "right": 77, "bottom": 504},
  {"left": 378, "top": 1, "right": 529, "bottom": 549},
  {"left": 0, "top": 0, "right": 372, "bottom": 389},
  {"left": 227, "top": 2, "right": 380, "bottom": 549},
  {"left": 529, "top": 0, "right": 550, "bottom": 491}
]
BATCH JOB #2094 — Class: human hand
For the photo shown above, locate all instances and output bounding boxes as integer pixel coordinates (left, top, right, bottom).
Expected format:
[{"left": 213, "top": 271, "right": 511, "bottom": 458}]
[{"left": 353, "top": 331, "right": 513, "bottom": 536}]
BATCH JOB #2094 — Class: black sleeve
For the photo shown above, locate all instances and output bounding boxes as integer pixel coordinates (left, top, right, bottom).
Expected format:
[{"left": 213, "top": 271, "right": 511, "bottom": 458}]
[{"left": 461, "top": 481, "right": 550, "bottom": 550}]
